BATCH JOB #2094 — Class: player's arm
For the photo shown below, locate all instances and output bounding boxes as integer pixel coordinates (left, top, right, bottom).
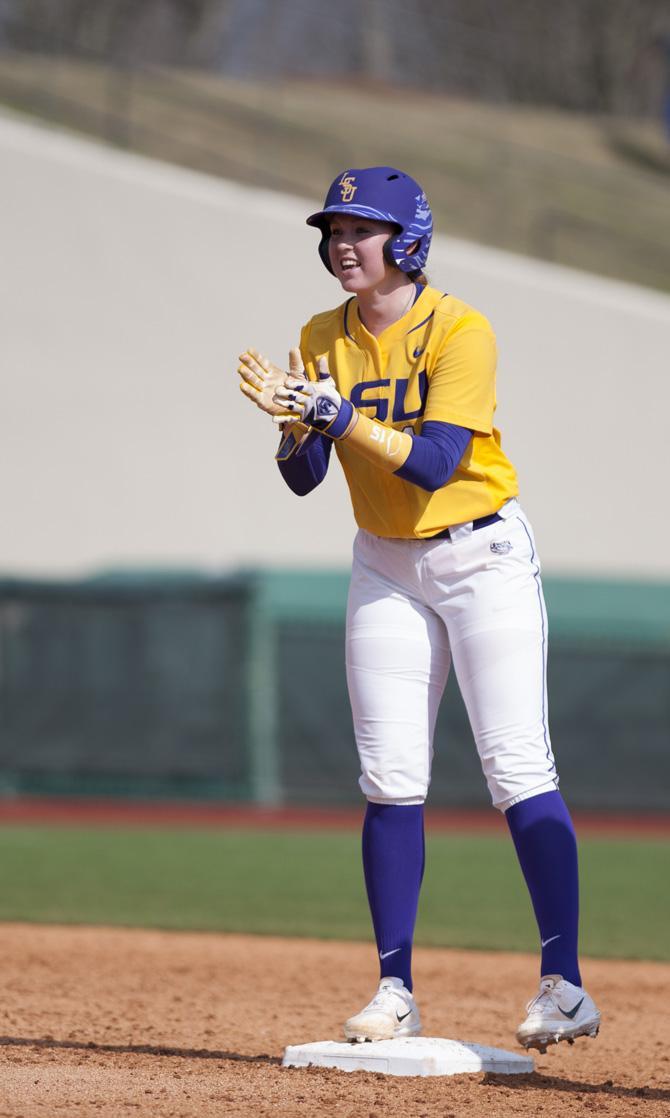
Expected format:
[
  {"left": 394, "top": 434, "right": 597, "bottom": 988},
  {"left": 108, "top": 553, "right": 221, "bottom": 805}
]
[
  {"left": 237, "top": 346, "right": 333, "bottom": 495},
  {"left": 393, "top": 422, "right": 473, "bottom": 490},
  {"left": 273, "top": 358, "right": 473, "bottom": 492},
  {"left": 389, "top": 315, "right": 498, "bottom": 489},
  {"left": 276, "top": 429, "right": 334, "bottom": 495}
]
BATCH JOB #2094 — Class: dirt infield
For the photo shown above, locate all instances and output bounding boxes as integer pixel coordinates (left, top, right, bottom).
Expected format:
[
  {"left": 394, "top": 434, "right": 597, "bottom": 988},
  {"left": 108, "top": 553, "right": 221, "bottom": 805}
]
[
  {"left": 0, "top": 925, "right": 667, "bottom": 1118},
  {"left": 1, "top": 797, "right": 669, "bottom": 836}
]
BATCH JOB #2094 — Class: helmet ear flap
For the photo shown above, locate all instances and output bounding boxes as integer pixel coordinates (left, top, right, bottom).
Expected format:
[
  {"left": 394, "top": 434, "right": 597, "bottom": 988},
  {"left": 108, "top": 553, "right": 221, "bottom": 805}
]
[
  {"left": 383, "top": 233, "right": 400, "bottom": 271},
  {"left": 318, "top": 229, "right": 335, "bottom": 275}
]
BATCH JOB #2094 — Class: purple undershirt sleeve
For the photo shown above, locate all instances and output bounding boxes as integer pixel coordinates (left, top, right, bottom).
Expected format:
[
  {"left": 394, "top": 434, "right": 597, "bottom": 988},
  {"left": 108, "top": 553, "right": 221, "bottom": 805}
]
[
  {"left": 276, "top": 429, "right": 333, "bottom": 495},
  {"left": 394, "top": 421, "right": 473, "bottom": 492}
]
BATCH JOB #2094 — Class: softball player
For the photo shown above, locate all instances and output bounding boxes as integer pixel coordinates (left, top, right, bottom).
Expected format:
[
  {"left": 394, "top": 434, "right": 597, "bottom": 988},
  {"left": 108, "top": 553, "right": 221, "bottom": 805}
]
[{"left": 237, "top": 167, "right": 600, "bottom": 1053}]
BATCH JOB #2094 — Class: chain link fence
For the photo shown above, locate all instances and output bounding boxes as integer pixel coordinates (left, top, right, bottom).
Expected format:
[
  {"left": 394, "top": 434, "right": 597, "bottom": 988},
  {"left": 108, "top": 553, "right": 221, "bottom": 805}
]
[{"left": 1, "top": 571, "right": 668, "bottom": 811}]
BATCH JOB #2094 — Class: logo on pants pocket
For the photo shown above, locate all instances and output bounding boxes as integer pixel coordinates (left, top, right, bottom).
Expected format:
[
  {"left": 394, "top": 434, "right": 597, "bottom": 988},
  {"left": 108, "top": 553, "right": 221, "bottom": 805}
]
[{"left": 490, "top": 539, "right": 513, "bottom": 554}]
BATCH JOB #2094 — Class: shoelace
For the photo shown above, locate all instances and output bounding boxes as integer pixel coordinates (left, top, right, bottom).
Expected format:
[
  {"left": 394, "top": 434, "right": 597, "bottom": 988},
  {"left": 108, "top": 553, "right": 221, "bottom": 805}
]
[
  {"left": 367, "top": 987, "right": 406, "bottom": 1012},
  {"left": 526, "top": 983, "right": 559, "bottom": 1014}
]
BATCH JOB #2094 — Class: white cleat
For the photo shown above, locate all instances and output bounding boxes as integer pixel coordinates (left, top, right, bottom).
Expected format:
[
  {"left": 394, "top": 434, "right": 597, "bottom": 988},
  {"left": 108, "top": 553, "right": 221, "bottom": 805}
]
[
  {"left": 344, "top": 976, "right": 421, "bottom": 1043},
  {"left": 517, "top": 974, "right": 601, "bottom": 1053}
]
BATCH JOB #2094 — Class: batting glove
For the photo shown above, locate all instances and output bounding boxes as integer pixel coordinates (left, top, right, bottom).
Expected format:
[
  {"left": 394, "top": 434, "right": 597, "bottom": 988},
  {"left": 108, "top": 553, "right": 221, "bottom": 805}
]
[
  {"left": 237, "top": 347, "right": 304, "bottom": 419},
  {"left": 273, "top": 356, "right": 357, "bottom": 438}
]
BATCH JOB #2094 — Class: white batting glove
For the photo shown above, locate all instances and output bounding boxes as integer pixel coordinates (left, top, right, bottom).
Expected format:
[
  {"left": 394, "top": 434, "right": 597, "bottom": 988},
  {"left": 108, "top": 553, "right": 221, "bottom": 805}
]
[
  {"left": 273, "top": 356, "right": 343, "bottom": 431},
  {"left": 237, "top": 347, "right": 304, "bottom": 419}
]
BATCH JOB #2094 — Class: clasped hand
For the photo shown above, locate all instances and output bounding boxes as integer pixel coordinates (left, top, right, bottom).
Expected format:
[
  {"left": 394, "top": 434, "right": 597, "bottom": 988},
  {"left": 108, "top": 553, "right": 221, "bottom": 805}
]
[
  {"left": 237, "top": 349, "right": 342, "bottom": 430},
  {"left": 237, "top": 347, "right": 302, "bottom": 419}
]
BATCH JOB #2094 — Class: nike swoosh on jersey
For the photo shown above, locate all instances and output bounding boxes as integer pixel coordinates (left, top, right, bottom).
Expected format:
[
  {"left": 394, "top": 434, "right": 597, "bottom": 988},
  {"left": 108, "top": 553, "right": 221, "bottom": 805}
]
[{"left": 379, "top": 947, "right": 402, "bottom": 960}]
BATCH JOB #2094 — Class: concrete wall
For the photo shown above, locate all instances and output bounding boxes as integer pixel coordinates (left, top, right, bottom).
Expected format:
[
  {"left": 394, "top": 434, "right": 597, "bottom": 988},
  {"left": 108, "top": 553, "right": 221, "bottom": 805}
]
[{"left": 2, "top": 110, "right": 669, "bottom": 578}]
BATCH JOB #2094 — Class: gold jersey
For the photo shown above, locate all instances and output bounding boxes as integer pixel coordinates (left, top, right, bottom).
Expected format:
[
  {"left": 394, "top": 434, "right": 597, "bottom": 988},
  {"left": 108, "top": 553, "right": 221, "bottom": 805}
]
[{"left": 299, "top": 286, "right": 519, "bottom": 538}]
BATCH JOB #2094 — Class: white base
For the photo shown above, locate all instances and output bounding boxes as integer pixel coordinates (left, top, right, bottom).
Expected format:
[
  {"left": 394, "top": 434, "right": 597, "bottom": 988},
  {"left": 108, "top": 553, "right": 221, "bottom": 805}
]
[{"left": 282, "top": 1036, "right": 534, "bottom": 1077}]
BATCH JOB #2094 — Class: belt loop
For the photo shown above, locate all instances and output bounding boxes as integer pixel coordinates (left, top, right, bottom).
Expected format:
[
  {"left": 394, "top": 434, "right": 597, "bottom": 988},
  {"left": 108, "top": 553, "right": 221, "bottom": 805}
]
[
  {"left": 448, "top": 521, "right": 474, "bottom": 542},
  {"left": 497, "top": 497, "right": 520, "bottom": 520}
]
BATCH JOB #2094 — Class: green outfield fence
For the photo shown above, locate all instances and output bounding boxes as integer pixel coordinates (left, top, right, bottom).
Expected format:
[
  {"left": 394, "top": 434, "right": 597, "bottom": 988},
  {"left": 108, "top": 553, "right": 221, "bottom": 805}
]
[{"left": 0, "top": 570, "right": 668, "bottom": 812}]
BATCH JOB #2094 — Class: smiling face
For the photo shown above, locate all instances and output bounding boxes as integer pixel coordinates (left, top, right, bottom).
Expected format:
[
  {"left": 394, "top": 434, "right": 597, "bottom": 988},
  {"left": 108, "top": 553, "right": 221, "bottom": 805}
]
[{"left": 327, "top": 214, "right": 399, "bottom": 293}]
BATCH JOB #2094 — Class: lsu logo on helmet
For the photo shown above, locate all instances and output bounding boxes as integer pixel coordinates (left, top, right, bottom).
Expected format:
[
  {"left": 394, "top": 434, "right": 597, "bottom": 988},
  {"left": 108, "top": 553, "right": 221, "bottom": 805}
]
[
  {"left": 339, "top": 173, "right": 357, "bottom": 202},
  {"left": 307, "top": 166, "right": 433, "bottom": 278}
]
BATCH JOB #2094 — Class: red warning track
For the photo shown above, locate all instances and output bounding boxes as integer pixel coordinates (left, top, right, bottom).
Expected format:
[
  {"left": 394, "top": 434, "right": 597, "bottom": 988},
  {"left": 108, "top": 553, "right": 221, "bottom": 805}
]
[{"left": 0, "top": 797, "right": 668, "bottom": 836}]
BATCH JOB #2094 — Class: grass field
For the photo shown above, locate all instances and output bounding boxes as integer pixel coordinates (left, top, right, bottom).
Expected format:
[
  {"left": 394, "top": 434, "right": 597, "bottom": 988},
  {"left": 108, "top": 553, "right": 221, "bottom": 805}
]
[
  {"left": 0, "top": 56, "right": 669, "bottom": 291},
  {"left": 0, "top": 824, "right": 667, "bottom": 961}
]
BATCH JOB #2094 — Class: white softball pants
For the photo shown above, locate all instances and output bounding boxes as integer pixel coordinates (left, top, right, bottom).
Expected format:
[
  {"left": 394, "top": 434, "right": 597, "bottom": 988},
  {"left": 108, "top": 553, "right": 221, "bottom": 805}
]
[{"left": 345, "top": 500, "right": 559, "bottom": 812}]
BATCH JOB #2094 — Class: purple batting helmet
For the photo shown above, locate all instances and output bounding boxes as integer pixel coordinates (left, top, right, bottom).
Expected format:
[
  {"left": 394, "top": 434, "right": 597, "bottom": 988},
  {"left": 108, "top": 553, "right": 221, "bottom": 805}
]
[{"left": 306, "top": 166, "right": 433, "bottom": 278}]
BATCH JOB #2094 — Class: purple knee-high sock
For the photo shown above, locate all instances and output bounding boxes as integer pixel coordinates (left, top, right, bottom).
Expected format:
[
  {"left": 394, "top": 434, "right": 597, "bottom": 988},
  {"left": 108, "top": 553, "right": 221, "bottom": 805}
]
[
  {"left": 505, "top": 790, "right": 581, "bottom": 986},
  {"left": 362, "top": 802, "right": 425, "bottom": 993}
]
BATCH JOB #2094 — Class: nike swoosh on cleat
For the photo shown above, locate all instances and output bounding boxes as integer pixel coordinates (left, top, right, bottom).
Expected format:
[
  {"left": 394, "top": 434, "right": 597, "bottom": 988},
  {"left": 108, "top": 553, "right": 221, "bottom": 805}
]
[
  {"left": 541, "top": 934, "right": 561, "bottom": 947},
  {"left": 559, "top": 997, "right": 585, "bottom": 1020},
  {"left": 379, "top": 948, "right": 402, "bottom": 960},
  {"left": 396, "top": 1009, "right": 412, "bottom": 1022}
]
